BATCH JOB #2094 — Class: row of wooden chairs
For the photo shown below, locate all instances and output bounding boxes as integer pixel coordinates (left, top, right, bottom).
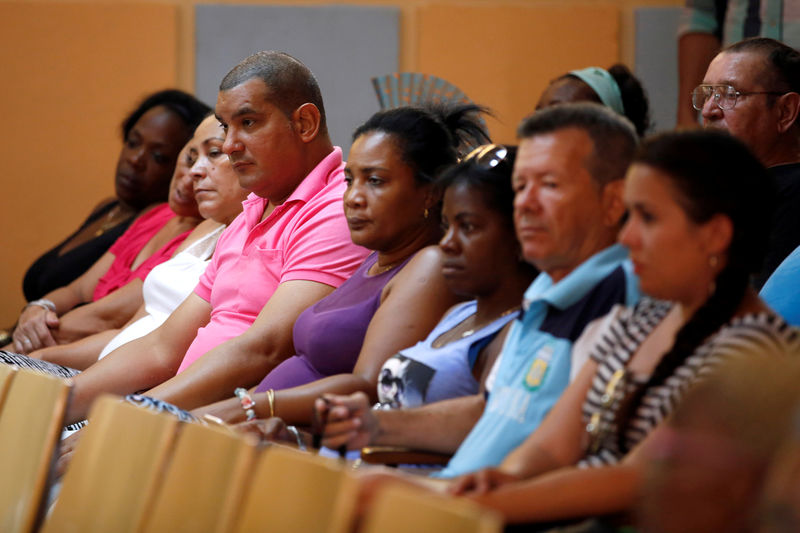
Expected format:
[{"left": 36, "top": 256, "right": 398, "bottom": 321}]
[
  {"left": 0, "top": 366, "right": 502, "bottom": 532},
  {"left": 0, "top": 365, "right": 71, "bottom": 533}
]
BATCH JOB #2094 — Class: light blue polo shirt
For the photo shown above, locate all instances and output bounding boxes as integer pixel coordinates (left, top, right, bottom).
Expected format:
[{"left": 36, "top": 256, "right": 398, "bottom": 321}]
[
  {"left": 760, "top": 244, "right": 800, "bottom": 327},
  {"left": 435, "top": 244, "right": 639, "bottom": 478}
]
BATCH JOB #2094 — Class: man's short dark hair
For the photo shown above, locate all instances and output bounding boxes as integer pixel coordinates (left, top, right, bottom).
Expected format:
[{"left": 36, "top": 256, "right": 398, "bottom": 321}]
[
  {"left": 517, "top": 102, "right": 638, "bottom": 186},
  {"left": 220, "top": 50, "right": 327, "bottom": 134},
  {"left": 724, "top": 37, "right": 800, "bottom": 95}
]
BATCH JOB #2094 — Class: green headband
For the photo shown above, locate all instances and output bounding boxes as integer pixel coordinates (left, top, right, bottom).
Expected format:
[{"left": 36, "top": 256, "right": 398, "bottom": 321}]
[{"left": 568, "top": 67, "right": 625, "bottom": 116}]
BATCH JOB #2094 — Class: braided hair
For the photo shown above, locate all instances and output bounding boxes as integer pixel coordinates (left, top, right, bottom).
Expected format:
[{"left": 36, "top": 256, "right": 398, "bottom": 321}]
[{"left": 615, "top": 129, "right": 776, "bottom": 452}]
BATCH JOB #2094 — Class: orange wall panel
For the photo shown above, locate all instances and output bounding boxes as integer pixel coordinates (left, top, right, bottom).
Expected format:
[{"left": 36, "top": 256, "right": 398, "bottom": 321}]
[
  {"left": 417, "top": 4, "right": 619, "bottom": 143},
  {"left": 0, "top": 2, "right": 178, "bottom": 325}
]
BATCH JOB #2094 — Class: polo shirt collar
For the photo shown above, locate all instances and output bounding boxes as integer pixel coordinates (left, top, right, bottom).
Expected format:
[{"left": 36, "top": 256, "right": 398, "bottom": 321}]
[
  {"left": 523, "top": 243, "right": 629, "bottom": 311},
  {"left": 285, "top": 147, "right": 344, "bottom": 204},
  {"left": 240, "top": 147, "right": 344, "bottom": 227}
]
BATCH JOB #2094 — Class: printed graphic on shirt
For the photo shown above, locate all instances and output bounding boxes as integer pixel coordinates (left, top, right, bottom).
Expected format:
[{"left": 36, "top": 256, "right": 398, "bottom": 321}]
[
  {"left": 523, "top": 342, "right": 554, "bottom": 391},
  {"left": 377, "top": 354, "right": 435, "bottom": 409}
]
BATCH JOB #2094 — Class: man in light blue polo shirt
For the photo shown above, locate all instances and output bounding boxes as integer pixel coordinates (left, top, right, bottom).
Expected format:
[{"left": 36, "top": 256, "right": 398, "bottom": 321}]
[
  {"left": 439, "top": 246, "right": 637, "bottom": 477},
  {"left": 320, "top": 103, "right": 640, "bottom": 478}
]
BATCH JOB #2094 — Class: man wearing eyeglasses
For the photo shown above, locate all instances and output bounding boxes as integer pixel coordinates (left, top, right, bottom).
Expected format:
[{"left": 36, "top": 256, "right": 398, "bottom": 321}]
[
  {"left": 676, "top": 0, "right": 800, "bottom": 127},
  {"left": 695, "top": 37, "right": 800, "bottom": 287}
]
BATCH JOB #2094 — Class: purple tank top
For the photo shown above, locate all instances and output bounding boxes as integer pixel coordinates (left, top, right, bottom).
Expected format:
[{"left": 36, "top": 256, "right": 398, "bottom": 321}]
[{"left": 255, "top": 252, "right": 412, "bottom": 392}]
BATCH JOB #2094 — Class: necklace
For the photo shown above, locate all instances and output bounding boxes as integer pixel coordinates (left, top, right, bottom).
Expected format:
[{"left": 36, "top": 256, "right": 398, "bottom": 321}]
[
  {"left": 94, "top": 205, "right": 124, "bottom": 237},
  {"left": 460, "top": 305, "right": 520, "bottom": 338},
  {"left": 370, "top": 258, "right": 405, "bottom": 275}
]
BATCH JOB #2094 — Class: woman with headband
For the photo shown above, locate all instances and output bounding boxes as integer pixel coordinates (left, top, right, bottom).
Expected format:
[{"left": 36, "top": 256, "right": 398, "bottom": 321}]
[{"left": 537, "top": 64, "right": 651, "bottom": 137}]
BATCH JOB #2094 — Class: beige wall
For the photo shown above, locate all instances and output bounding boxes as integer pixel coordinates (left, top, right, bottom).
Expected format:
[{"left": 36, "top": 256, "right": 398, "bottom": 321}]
[{"left": 0, "top": 0, "right": 681, "bottom": 327}]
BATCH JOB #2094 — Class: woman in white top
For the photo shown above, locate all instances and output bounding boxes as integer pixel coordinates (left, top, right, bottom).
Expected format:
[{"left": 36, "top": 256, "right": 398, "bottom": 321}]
[{"left": 22, "top": 115, "right": 247, "bottom": 371}]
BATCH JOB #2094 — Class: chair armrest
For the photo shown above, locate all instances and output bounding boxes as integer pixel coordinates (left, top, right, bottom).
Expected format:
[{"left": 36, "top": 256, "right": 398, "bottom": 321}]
[{"left": 360, "top": 446, "right": 452, "bottom": 466}]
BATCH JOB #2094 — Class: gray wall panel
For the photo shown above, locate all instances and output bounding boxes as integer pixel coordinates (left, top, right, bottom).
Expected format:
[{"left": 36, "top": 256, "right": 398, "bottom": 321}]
[
  {"left": 635, "top": 7, "right": 682, "bottom": 132},
  {"left": 196, "top": 5, "right": 399, "bottom": 154}
]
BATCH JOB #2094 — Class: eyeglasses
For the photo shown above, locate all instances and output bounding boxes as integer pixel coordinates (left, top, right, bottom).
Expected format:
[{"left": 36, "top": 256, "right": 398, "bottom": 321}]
[
  {"left": 691, "top": 84, "right": 786, "bottom": 111},
  {"left": 585, "top": 368, "right": 629, "bottom": 455},
  {"left": 462, "top": 144, "right": 511, "bottom": 169}
]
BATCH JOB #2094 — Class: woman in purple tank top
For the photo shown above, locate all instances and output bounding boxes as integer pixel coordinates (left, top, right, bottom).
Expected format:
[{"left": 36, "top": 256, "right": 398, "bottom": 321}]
[{"left": 195, "top": 104, "right": 491, "bottom": 427}]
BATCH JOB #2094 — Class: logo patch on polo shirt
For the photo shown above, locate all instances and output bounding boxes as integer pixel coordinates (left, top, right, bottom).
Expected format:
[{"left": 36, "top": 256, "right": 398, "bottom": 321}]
[{"left": 523, "top": 343, "right": 554, "bottom": 391}]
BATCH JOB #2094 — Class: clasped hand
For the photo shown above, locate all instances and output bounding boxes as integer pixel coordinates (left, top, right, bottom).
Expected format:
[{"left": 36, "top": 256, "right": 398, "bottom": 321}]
[
  {"left": 13, "top": 305, "right": 59, "bottom": 353},
  {"left": 315, "top": 391, "right": 378, "bottom": 451}
]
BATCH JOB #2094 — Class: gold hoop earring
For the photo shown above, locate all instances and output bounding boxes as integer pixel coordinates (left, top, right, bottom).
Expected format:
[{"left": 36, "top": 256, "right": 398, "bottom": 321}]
[{"left": 424, "top": 208, "right": 429, "bottom": 219}]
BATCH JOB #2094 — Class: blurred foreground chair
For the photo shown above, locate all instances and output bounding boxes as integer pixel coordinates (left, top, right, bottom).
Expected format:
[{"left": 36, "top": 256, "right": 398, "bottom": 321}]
[
  {"left": 0, "top": 364, "right": 16, "bottom": 409},
  {"left": 41, "top": 395, "right": 180, "bottom": 533},
  {"left": 231, "top": 445, "right": 346, "bottom": 533},
  {"left": 360, "top": 445, "right": 451, "bottom": 467},
  {"left": 140, "top": 421, "right": 257, "bottom": 533},
  {"left": 0, "top": 367, "right": 71, "bottom": 533},
  {"left": 360, "top": 483, "right": 503, "bottom": 533}
]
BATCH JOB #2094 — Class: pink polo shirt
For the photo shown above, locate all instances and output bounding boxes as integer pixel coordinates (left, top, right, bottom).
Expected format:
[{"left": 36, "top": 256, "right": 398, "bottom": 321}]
[{"left": 178, "top": 148, "right": 368, "bottom": 372}]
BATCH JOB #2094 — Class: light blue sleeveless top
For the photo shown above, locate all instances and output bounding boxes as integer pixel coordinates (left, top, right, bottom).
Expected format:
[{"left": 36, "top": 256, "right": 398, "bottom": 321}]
[{"left": 376, "top": 300, "right": 518, "bottom": 409}]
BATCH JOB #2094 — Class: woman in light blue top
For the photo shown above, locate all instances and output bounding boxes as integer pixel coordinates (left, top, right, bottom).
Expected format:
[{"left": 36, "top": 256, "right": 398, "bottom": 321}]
[{"left": 375, "top": 144, "right": 537, "bottom": 410}]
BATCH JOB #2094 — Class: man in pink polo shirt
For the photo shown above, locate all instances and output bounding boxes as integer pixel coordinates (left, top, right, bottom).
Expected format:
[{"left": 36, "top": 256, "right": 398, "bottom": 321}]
[{"left": 66, "top": 52, "right": 368, "bottom": 423}]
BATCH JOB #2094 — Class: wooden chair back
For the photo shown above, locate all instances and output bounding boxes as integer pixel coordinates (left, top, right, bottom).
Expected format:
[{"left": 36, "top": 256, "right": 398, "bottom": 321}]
[
  {"left": 231, "top": 445, "right": 345, "bottom": 533},
  {"left": 0, "top": 364, "right": 17, "bottom": 411},
  {"left": 41, "top": 395, "right": 180, "bottom": 533},
  {"left": 359, "top": 483, "right": 503, "bottom": 533},
  {"left": 140, "top": 421, "right": 257, "bottom": 533},
  {"left": 326, "top": 468, "right": 363, "bottom": 533},
  {"left": 0, "top": 368, "right": 71, "bottom": 533}
]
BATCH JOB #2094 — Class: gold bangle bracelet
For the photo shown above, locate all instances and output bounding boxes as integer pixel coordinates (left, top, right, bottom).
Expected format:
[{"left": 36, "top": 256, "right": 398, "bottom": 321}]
[{"left": 266, "top": 388, "right": 275, "bottom": 418}]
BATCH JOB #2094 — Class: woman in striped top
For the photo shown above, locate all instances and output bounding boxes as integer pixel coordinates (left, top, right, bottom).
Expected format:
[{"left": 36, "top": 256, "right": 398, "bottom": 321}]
[{"left": 446, "top": 129, "right": 800, "bottom": 526}]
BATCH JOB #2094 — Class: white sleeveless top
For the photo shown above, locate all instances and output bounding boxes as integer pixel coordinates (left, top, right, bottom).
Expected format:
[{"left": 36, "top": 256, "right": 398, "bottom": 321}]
[{"left": 98, "top": 225, "right": 225, "bottom": 359}]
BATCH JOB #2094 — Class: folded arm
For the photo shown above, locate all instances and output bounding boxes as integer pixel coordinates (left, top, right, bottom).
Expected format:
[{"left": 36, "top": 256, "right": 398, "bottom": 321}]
[
  {"left": 31, "top": 298, "right": 151, "bottom": 370},
  {"left": 13, "top": 251, "right": 116, "bottom": 352},
  {"left": 54, "top": 279, "right": 144, "bottom": 344}
]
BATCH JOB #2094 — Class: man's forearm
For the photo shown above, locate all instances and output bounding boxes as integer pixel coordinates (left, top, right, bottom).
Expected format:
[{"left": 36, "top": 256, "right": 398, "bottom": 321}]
[
  {"left": 374, "top": 394, "right": 486, "bottom": 454},
  {"left": 677, "top": 32, "right": 720, "bottom": 126},
  {"left": 68, "top": 335, "right": 180, "bottom": 424},
  {"left": 146, "top": 333, "right": 284, "bottom": 410}
]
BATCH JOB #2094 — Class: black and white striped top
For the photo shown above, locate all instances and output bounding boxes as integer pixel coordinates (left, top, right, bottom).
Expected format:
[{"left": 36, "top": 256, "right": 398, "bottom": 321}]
[{"left": 577, "top": 297, "right": 800, "bottom": 468}]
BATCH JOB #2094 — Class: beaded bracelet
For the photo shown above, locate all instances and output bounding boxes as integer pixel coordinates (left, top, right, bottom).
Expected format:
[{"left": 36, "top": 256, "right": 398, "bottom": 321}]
[
  {"left": 25, "top": 298, "right": 56, "bottom": 313},
  {"left": 234, "top": 387, "right": 257, "bottom": 421}
]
